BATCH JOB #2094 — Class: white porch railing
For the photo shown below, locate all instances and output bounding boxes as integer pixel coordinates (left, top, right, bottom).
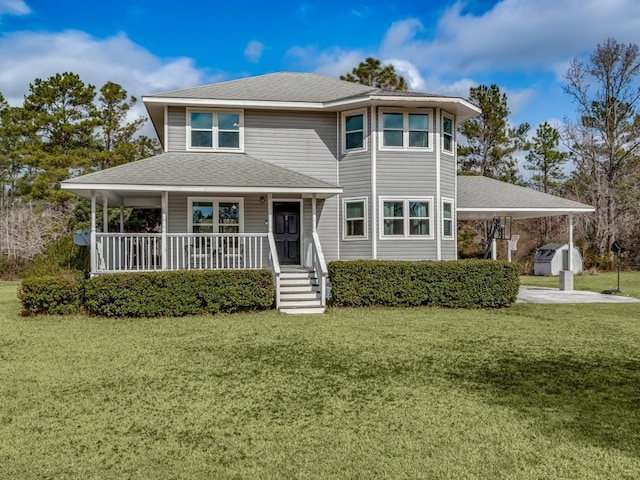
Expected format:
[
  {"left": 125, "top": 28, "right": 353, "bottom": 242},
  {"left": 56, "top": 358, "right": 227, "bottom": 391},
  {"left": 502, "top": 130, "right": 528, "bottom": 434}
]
[
  {"left": 311, "top": 231, "right": 328, "bottom": 307},
  {"left": 94, "top": 233, "right": 268, "bottom": 273},
  {"left": 267, "top": 232, "right": 281, "bottom": 308}
]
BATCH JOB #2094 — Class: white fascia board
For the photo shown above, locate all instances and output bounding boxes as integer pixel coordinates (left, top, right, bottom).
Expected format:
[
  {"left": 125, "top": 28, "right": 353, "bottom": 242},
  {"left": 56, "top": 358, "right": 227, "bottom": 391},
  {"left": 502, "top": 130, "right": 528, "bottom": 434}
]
[
  {"left": 143, "top": 96, "right": 326, "bottom": 110},
  {"left": 457, "top": 207, "right": 594, "bottom": 213},
  {"left": 61, "top": 183, "right": 343, "bottom": 195}
]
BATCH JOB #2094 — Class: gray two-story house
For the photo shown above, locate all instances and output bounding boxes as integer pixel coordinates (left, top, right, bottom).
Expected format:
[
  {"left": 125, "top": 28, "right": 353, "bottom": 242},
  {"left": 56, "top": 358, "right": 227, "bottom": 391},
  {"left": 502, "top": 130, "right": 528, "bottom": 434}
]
[{"left": 62, "top": 72, "right": 593, "bottom": 313}]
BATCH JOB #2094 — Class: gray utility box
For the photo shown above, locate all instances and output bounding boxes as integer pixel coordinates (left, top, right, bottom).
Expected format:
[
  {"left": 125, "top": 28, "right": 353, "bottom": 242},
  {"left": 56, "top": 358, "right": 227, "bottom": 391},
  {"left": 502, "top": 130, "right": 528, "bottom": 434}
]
[{"left": 534, "top": 243, "right": 583, "bottom": 276}]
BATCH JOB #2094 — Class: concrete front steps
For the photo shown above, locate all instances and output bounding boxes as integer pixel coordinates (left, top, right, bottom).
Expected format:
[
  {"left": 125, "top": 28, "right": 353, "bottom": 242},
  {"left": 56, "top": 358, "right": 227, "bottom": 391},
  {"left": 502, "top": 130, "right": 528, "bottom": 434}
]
[{"left": 278, "top": 269, "right": 325, "bottom": 314}]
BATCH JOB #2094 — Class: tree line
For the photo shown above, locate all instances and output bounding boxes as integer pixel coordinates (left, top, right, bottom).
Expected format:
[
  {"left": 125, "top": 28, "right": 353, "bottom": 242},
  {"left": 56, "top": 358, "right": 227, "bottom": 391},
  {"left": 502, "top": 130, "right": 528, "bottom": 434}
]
[{"left": 2, "top": 39, "right": 640, "bottom": 271}]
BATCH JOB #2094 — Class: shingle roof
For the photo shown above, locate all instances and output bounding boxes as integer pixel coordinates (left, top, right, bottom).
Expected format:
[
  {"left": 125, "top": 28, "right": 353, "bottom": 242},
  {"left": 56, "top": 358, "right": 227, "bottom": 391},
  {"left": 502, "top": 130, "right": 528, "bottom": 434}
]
[
  {"left": 62, "top": 152, "right": 340, "bottom": 191},
  {"left": 457, "top": 176, "right": 594, "bottom": 219},
  {"left": 148, "top": 72, "right": 379, "bottom": 103}
]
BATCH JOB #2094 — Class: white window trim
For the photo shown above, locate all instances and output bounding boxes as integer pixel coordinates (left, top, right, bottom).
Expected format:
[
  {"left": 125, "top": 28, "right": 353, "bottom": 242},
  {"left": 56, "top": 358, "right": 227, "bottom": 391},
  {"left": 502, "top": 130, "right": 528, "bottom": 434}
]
[
  {"left": 186, "top": 108, "right": 244, "bottom": 152},
  {"left": 341, "top": 109, "right": 367, "bottom": 154},
  {"left": 378, "top": 108, "right": 433, "bottom": 152},
  {"left": 188, "top": 197, "right": 245, "bottom": 233},
  {"left": 342, "top": 196, "right": 368, "bottom": 241},
  {"left": 442, "top": 113, "right": 455, "bottom": 155},
  {"left": 441, "top": 197, "right": 455, "bottom": 240},
  {"left": 379, "top": 197, "right": 434, "bottom": 240}
]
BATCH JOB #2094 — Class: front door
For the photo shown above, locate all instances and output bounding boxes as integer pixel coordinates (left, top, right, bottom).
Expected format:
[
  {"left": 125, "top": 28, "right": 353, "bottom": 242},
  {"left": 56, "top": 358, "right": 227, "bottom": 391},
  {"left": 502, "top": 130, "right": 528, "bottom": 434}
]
[{"left": 274, "top": 202, "right": 300, "bottom": 265}]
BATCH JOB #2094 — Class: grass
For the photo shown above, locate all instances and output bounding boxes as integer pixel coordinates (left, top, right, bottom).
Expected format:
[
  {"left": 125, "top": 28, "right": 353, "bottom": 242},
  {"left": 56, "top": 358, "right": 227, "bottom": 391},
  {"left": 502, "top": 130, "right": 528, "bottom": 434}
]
[
  {"left": 2, "top": 280, "right": 640, "bottom": 479},
  {"left": 520, "top": 271, "right": 640, "bottom": 298}
]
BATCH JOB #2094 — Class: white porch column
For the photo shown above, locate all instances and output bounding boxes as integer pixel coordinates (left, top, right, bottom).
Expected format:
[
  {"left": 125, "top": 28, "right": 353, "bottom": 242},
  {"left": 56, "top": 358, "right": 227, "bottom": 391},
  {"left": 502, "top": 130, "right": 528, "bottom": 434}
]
[
  {"left": 119, "top": 204, "right": 124, "bottom": 233},
  {"left": 267, "top": 193, "right": 273, "bottom": 232},
  {"left": 568, "top": 214, "right": 574, "bottom": 272},
  {"left": 90, "top": 190, "right": 97, "bottom": 274},
  {"left": 161, "top": 191, "right": 168, "bottom": 270},
  {"left": 491, "top": 238, "right": 497, "bottom": 260},
  {"left": 102, "top": 195, "right": 108, "bottom": 233},
  {"left": 312, "top": 194, "right": 317, "bottom": 233}
]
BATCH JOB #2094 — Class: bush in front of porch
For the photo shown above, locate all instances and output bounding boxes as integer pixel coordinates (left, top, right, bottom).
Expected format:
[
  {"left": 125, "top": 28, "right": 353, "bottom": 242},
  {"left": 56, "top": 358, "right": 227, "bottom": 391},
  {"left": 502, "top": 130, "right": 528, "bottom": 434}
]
[
  {"left": 328, "top": 260, "right": 520, "bottom": 308},
  {"left": 84, "top": 270, "right": 274, "bottom": 317}
]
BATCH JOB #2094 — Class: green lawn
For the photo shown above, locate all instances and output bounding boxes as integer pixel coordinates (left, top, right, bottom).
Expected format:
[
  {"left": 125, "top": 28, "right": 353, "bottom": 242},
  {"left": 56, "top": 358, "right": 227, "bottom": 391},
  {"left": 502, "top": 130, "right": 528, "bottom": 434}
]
[
  {"left": 520, "top": 271, "right": 640, "bottom": 298},
  {"left": 2, "top": 281, "right": 640, "bottom": 479}
]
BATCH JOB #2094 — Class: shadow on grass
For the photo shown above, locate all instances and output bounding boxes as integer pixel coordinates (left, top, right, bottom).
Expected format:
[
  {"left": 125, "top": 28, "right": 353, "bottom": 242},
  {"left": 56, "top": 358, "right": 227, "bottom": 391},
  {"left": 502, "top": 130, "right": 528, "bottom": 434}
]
[{"left": 449, "top": 354, "right": 640, "bottom": 454}]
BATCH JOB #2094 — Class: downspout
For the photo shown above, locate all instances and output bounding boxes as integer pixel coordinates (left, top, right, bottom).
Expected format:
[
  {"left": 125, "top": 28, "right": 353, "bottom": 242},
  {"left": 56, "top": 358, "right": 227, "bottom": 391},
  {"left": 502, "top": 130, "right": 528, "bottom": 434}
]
[
  {"left": 371, "top": 105, "right": 377, "bottom": 259},
  {"left": 435, "top": 108, "right": 442, "bottom": 261},
  {"left": 336, "top": 111, "right": 340, "bottom": 260},
  {"left": 164, "top": 105, "right": 169, "bottom": 152}
]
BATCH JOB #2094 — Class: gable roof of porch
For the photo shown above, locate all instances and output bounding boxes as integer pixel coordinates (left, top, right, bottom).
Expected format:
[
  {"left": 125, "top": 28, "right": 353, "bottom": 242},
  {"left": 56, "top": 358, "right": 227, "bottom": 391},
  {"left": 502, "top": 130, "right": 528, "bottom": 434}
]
[{"left": 61, "top": 152, "right": 342, "bottom": 201}]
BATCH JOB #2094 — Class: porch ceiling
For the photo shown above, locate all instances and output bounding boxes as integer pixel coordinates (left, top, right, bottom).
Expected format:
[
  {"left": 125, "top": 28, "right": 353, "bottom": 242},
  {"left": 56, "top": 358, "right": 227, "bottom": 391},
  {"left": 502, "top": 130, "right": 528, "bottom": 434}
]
[
  {"left": 456, "top": 176, "right": 594, "bottom": 220},
  {"left": 61, "top": 152, "right": 342, "bottom": 204}
]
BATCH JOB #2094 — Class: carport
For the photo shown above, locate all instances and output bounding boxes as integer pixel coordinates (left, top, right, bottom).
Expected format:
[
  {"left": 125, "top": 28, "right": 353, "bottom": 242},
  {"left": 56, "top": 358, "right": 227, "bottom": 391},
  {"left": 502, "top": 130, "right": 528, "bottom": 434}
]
[{"left": 456, "top": 176, "right": 595, "bottom": 289}]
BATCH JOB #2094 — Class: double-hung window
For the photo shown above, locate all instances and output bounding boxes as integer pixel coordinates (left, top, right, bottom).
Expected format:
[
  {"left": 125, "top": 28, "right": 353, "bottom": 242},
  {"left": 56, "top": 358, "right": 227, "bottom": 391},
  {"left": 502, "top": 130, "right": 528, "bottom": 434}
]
[
  {"left": 442, "top": 114, "right": 454, "bottom": 154},
  {"left": 380, "top": 198, "right": 433, "bottom": 238},
  {"left": 380, "top": 110, "right": 431, "bottom": 150},
  {"left": 188, "top": 110, "right": 243, "bottom": 151},
  {"left": 442, "top": 199, "right": 454, "bottom": 239},
  {"left": 342, "top": 110, "right": 366, "bottom": 152},
  {"left": 343, "top": 198, "right": 367, "bottom": 239},
  {"left": 189, "top": 198, "right": 244, "bottom": 234}
]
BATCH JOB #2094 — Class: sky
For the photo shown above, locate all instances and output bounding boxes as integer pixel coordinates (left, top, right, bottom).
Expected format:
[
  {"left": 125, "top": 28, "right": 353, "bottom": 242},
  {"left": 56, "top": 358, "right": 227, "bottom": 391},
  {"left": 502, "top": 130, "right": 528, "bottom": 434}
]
[{"left": 1, "top": 0, "right": 640, "bottom": 138}]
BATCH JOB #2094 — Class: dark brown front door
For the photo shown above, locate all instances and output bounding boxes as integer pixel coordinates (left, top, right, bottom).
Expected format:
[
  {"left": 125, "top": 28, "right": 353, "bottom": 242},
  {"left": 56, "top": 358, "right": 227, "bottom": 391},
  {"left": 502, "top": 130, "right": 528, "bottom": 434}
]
[{"left": 274, "top": 202, "right": 300, "bottom": 265}]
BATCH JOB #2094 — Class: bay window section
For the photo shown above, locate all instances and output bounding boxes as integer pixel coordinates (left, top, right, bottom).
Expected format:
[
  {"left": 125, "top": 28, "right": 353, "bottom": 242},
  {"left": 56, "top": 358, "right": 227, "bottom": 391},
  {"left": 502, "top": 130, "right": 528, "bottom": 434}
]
[
  {"left": 442, "top": 200, "right": 454, "bottom": 239},
  {"left": 380, "top": 198, "right": 433, "bottom": 239},
  {"left": 382, "top": 113, "right": 404, "bottom": 147},
  {"left": 409, "top": 201, "right": 430, "bottom": 235},
  {"left": 442, "top": 115, "right": 454, "bottom": 153},
  {"left": 343, "top": 111, "right": 365, "bottom": 151},
  {"left": 380, "top": 110, "right": 431, "bottom": 150},
  {"left": 343, "top": 198, "right": 367, "bottom": 239},
  {"left": 188, "top": 110, "right": 243, "bottom": 151}
]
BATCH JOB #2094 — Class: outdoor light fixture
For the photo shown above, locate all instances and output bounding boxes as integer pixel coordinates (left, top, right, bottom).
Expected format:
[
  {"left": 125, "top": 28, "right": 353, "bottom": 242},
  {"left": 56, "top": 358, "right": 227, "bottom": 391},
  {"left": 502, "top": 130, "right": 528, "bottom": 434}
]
[{"left": 260, "top": 196, "right": 265, "bottom": 204}]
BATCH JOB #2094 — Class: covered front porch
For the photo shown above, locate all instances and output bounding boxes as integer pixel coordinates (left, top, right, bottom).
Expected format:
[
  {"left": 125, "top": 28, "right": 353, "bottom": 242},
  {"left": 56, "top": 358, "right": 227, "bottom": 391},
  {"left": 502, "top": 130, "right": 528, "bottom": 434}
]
[{"left": 61, "top": 152, "right": 343, "bottom": 312}]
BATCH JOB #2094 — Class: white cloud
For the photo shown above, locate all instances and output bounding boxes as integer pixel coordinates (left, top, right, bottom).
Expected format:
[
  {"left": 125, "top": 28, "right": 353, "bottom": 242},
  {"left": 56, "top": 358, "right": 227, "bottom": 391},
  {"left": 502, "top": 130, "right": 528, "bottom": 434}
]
[
  {"left": 0, "top": 0, "right": 30, "bottom": 17},
  {"left": 0, "top": 30, "right": 212, "bottom": 137},
  {"left": 244, "top": 40, "right": 264, "bottom": 63},
  {"left": 287, "top": 45, "right": 365, "bottom": 78},
  {"left": 380, "top": 0, "right": 640, "bottom": 75}
]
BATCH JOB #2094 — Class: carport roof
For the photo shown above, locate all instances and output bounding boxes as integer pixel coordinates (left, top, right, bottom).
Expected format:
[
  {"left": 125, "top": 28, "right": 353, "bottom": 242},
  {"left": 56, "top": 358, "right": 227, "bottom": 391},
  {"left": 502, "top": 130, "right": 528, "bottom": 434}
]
[{"left": 457, "top": 176, "right": 594, "bottom": 220}]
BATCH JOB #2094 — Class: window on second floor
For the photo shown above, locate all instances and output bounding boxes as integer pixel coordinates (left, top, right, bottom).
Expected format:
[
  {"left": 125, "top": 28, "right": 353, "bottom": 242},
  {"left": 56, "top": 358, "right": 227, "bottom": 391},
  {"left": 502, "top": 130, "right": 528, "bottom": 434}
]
[
  {"left": 442, "top": 114, "right": 454, "bottom": 154},
  {"left": 342, "top": 110, "right": 367, "bottom": 152},
  {"left": 187, "top": 109, "right": 243, "bottom": 151},
  {"left": 379, "top": 110, "right": 431, "bottom": 150}
]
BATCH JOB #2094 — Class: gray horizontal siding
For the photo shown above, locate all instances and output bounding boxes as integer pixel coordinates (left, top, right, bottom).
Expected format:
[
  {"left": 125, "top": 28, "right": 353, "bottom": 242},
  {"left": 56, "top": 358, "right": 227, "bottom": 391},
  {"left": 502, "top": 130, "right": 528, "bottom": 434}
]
[
  {"left": 167, "top": 106, "right": 186, "bottom": 151},
  {"left": 244, "top": 110, "right": 337, "bottom": 183},
  {"left": 339, "top": 149, "right": 372, "bottom": 259},
  {"left": 377, "top": 239, "right": 437, "bottom": 260},
  {"left": 376, "top": 150, "right": 437, "bottom": 197}
]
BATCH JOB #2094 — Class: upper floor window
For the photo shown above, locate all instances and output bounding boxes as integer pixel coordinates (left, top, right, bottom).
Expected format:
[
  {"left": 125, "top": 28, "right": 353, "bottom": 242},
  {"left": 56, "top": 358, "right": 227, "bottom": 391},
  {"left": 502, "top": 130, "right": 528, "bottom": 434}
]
[
  {"left": 342, "top": 110, "right": 367, "bottom": 152},
  {"left": 187, "top": 109, "right": 243, "bottom": 151},
  {"left": 379, "top": 110, "right": 431, "bottom": 150},
  {"left": 442, "top": 114, "right": 454, "bottom": 154}
]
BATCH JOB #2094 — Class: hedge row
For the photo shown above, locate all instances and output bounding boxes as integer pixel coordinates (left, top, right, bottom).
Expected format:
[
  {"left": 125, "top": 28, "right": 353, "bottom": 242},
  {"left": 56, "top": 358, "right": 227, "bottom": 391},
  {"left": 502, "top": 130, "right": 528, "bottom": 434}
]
[
  {"left": 19, "top": 270, "right": 274, "bottom": 317},
  {"left": 327, "top": 260, "right": 520, "bottom": 308},
  {"left": 18, "top": 271, "right": 84, "bottom": 315}
]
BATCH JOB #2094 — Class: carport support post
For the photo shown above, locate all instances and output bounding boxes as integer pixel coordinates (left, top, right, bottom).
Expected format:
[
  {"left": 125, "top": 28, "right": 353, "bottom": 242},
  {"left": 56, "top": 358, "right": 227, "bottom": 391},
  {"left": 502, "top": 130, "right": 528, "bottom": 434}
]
[
  {"left": 491, "top": 238, "right": 497, "bottom": 260},
  {"left": 560, "top": 214, "right": 575, "bottom": 291}
]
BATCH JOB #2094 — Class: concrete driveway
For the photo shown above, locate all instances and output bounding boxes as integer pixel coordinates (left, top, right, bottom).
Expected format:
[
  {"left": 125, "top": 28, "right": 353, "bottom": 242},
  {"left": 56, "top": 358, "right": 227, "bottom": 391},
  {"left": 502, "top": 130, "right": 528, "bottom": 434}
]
[{"left": 517, "top": 286, "right": 640, "bottom": 304}]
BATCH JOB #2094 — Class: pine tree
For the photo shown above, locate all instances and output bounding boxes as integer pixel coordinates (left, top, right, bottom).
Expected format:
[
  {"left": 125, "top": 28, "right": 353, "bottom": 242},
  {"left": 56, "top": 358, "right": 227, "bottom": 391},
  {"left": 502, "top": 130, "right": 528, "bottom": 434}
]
[{"left": 340, "top": 57, "right": 408, "bottom": 91}]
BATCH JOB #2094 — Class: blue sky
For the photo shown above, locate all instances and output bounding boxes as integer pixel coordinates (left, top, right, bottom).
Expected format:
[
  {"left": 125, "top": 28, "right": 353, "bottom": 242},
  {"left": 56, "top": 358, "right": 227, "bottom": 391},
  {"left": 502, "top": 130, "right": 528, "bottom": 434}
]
[{"left": 1, "top": 0, "right": 640, "bottom": 135}]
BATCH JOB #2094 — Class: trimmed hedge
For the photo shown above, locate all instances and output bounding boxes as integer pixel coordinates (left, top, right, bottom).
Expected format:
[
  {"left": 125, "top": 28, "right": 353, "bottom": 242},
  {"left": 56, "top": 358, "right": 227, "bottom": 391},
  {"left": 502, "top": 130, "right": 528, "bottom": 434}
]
[
  {"left": 18, "top": 272, "right": 84, "bottom": 315},
  {"left": 328, "top": 260, "right": 520, "bottom": 308},
  {"left": 83, "top": 270, "right": 274, "bottom": 317}
]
